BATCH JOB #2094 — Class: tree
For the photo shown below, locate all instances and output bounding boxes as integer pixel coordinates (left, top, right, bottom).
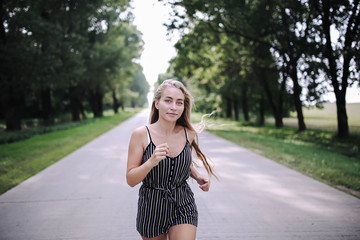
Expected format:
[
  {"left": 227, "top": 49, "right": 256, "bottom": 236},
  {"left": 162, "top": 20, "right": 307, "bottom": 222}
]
[
  {"left": 0, "top": 1, "right": 35, "bottom": 130},
  {"left": 84, "top": 0, "right": 135, "bottom": 117},
  {"left": 166, "top": 1, "right": 293, "bottom": 125},
  {"left": 170, "top": 21, "right": 225, "bottom": 114},
  {"left": 270, "top": 0, "right": 313, "bottom": 131},
  {"left": 105, "top": 22, "right": 144, "bottom": 113},
  {"left": 308, "top": 0, "right": 360, "bottom": 138},
  {"left": 129, "top": 65, "right": 150, "bottom": 108},
  {"left": 0, "top": 0, "right": 144, "bottom": 129},
  {"left": 165, "top": 0, "right": 359, "bottom": 136},
  {"left": 165, "top": 1, "right": 288, "bottom": 126}
]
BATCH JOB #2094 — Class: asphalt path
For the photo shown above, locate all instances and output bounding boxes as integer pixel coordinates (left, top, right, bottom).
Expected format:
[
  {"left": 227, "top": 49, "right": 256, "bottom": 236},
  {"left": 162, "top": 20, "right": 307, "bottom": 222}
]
[{"left": 0, "top": 109, "right": 359, "bottom": 240}]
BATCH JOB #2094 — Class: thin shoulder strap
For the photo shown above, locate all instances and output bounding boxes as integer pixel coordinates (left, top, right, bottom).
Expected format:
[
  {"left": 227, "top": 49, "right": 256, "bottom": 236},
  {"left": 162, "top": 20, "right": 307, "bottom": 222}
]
[
  {"left": 145, "top": 126, "right": 152, "bottom": 144},
  {"left": 184, "top": 127, "right": 189, "bottom": 142}
]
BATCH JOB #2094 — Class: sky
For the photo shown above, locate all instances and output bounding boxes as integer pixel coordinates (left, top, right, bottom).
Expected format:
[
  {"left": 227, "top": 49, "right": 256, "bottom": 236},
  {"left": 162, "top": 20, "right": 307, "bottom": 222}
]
[
  {"left": 131, "top": 0, "right": 179, "bottom": 88},
  {"left": 131, "top": 0, "right": 360, "bottom": 103}
]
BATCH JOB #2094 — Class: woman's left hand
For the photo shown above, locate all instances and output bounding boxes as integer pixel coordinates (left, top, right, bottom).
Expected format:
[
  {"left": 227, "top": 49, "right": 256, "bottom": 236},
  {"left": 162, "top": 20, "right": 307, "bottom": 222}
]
[{"left": 197, "top": 176, "right": 210, "bottom": 192}]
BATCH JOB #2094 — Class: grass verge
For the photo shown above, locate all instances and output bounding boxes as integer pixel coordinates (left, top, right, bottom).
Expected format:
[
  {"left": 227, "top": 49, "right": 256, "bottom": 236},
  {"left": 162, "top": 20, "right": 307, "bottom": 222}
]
[
  {"left": 0, "top": 109, "right": 140, "bottom": 194},
  {"left": 192, "top": 113, "right": 360, "bottom": 198}
]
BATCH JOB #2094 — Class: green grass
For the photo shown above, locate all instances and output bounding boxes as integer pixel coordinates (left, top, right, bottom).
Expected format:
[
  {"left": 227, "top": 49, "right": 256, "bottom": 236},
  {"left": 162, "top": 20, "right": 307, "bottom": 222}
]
[
  {"left": 192, "top": 103, "right": 360, "bottom": 198},
  {"left": 270, "top": 102, "right": 360, "bottom": 133},
  {"left": 0, "top": 109, "right": 123, "bottom": 144},
  {"left": 0, "top": 109, "right": 140, "bottom": 194}
]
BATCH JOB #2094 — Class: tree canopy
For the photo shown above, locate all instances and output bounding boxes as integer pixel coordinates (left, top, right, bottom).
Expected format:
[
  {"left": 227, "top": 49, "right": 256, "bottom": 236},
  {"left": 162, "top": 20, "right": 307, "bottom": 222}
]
[
  {"left": 0, "top": 0, "right": 148, "bottom": 130},
  {"left": 162, "top": 0, "right": 359, "bottom": 138}
]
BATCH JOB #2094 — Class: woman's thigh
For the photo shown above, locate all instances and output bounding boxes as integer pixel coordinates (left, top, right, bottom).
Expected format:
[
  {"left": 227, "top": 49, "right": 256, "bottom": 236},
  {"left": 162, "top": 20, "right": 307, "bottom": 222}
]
[
  {"left": 168, "top": 224, "right": 197, "bottom": 240},
  {"left": 142, "top": 233, "right": 167, "bottom": 240}
]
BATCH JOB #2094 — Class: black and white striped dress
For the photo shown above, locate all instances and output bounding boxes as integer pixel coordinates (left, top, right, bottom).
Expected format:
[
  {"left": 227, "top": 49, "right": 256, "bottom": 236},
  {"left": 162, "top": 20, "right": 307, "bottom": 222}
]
[{"left": 136, "top": 126, "right": 198, "bottom": 238}]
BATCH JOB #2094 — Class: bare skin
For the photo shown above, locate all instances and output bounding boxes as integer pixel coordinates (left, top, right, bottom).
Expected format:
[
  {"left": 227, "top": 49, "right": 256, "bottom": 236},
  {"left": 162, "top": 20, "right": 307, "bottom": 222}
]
[
  {"left": 126, "top": 86, "right": 210, "bottom": 240},
  {"left": 140, "top": 224, "right": 196, "bottom": 240}
]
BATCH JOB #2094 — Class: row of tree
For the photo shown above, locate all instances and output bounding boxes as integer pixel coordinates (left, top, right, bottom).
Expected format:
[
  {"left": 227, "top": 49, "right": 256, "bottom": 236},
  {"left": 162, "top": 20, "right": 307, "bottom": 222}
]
[
  {"left": 162, "top": 0, "right": 359, "bottom": 138},
  {"left": 0, "top": 0, "right": 149, "bottom": 131}
]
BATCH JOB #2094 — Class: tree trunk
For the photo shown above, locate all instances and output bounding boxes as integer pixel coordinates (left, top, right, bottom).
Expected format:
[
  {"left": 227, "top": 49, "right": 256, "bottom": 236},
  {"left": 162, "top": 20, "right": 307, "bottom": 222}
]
[
  {"left": 291, "top": 78, "right": 306, "bottom": 131},
  {"left": 95, "top": 85, "right": 103, "bottom": 117},
  {"left": 334, "top": 54, "right": 352, "bottom": 138},
  {"left": 112, "top": 89, "right": 119, "bottom": 113},
  {"left": 89, "top": 85, "right": 103, "bottom": 118},
  {"left": 89, "top": 93, "right": 102, "bottom": 117},
  {"left": 335, "top": 91, "right": 349, "bottom": 138},
  {"left": 120, "top": 101, "right": 125, "bottom": 111},
  {"left": 69, "top": 86, "right": 81, "bottom": 121},
  {"left": 233, "top": 99, "right": 239, "bottom": 121},
  {"left": 41, "top": 87, "right": 54, "bottom": 126},
  {"left": 289, "top": 60, "right": 306, "bottom": 131},
  {"left": 226, "top": 97, "right": 232, "bottom": 118},
  {"left": 259, "top": 69, "right": 283, "bottom": 128},
  {"left": 80, "top": 102, "right": 87, "bottom": 119},
  {"left": 5, "top": 110, "right": 22, "bottom": 131},
  {"left": 241, "top": 82, "right": 249, "bottom": 122},
  {"left": 320, "top": 0, "right": 350, "bottom": 138},
  {"left": 258, "top": 96, "right": 265, "bottom": 126},
  {"left": 3, "top": 88, "right": 24, "bottom": 131}
]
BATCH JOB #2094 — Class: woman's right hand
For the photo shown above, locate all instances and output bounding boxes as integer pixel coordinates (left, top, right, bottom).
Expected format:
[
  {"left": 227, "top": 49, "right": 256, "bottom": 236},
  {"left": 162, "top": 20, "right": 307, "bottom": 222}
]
[{"left": 148, "top": 143, "right": 169, "bottom": 168}]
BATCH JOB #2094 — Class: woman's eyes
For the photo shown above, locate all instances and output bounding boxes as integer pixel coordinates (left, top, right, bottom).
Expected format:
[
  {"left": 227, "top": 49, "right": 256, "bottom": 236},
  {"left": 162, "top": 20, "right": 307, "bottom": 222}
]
[{"left": 164, "top": 99, "right": 183, "bottom": 105}]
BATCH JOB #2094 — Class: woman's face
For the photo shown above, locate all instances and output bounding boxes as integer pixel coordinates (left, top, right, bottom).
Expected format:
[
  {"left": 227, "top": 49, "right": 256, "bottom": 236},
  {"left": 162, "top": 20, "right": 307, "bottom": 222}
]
[{"left": 155, "top": 86, "right": 185, "bottom": 122}]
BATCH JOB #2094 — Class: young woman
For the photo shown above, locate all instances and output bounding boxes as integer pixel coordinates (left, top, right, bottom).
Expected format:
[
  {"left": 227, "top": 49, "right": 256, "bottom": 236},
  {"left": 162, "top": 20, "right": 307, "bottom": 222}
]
[{"left": 127, "top": 79, "right": 216, "bottom": 240}]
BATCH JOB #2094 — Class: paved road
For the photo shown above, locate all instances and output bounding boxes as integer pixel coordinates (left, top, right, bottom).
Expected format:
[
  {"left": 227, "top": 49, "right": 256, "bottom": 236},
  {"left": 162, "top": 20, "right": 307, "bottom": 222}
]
[{"left": 0, "top": 109, "right": 359, "bottom": 240}]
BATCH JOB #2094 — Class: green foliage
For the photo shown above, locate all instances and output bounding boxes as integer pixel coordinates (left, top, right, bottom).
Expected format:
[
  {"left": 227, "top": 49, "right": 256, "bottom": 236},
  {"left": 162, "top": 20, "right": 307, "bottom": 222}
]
[
  {"left": 129, "top": 66, "right": 150, "bottom": 108},
  {"left": 0, "top": 121, "right": 91, "bottom": 145},
  {"left": 165, "top": 0, "right": 360, "bottom": 137},
  {"left": 0, "top": 0, "right": 146, "bottom": 129},
  {"left": 0, "top": 113, "right": 116, "bottom": 145}
]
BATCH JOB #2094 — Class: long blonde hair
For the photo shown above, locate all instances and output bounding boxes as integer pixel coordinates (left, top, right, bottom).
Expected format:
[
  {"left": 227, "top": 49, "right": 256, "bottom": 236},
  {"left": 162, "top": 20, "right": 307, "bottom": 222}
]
[{"left": 150, "top": 79, "right": 217, "bottom": 178}]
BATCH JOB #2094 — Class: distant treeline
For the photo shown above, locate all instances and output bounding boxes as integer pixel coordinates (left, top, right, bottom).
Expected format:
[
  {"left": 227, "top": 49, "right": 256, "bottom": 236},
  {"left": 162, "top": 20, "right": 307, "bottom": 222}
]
[
  {"left": 160, "top": 0, "right": 359, "bottom": 138},
  {"left": 0, "top": 0, "right": 148, "bottom": 131}
]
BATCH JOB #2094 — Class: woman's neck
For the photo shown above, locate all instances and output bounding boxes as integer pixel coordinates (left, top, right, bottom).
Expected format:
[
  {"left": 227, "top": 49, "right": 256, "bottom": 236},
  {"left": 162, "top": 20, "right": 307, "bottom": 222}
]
[{"left": 153, "top": 119, "right": 177, "bottom": 136}]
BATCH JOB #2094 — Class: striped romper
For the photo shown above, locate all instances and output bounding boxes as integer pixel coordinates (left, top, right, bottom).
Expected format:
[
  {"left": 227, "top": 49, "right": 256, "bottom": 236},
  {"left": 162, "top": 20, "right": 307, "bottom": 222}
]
[{"left": 136, "top": 126, "right": 198, "bottom": 238}]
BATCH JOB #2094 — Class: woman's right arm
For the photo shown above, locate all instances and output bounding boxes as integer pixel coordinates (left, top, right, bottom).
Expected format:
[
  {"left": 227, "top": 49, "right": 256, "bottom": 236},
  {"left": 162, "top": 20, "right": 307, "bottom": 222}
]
[
  {"left": 126, "top": 127, "right": 153, "bottom": 187},
  {"left": 126, "top": 127, "right": 169, "bottom": 187}
]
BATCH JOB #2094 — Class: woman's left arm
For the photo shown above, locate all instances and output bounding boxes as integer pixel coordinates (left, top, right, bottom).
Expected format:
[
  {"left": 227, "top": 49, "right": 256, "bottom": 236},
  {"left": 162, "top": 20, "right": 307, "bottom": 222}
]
[
  {"left": 187, "top": 128, "right": 211, "bottom": 192},
  {"left": 190, "top": 165, "right": 210, "bottom": 191}
]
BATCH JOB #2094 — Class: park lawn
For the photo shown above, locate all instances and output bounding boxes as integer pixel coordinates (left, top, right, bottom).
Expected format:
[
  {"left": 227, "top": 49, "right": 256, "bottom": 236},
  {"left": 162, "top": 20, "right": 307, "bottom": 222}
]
[
  {"left": 192, "top": 104, "right": 360, "bottom": 198},
  {"left": 0, "top": 109, "right": 139, "bottom": 194},
  {"left": 271, "top": 102, "right": 360, "bottom": 133},
  {"left": 210, "top": 128, "right": 359, "bottom": 197}
]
